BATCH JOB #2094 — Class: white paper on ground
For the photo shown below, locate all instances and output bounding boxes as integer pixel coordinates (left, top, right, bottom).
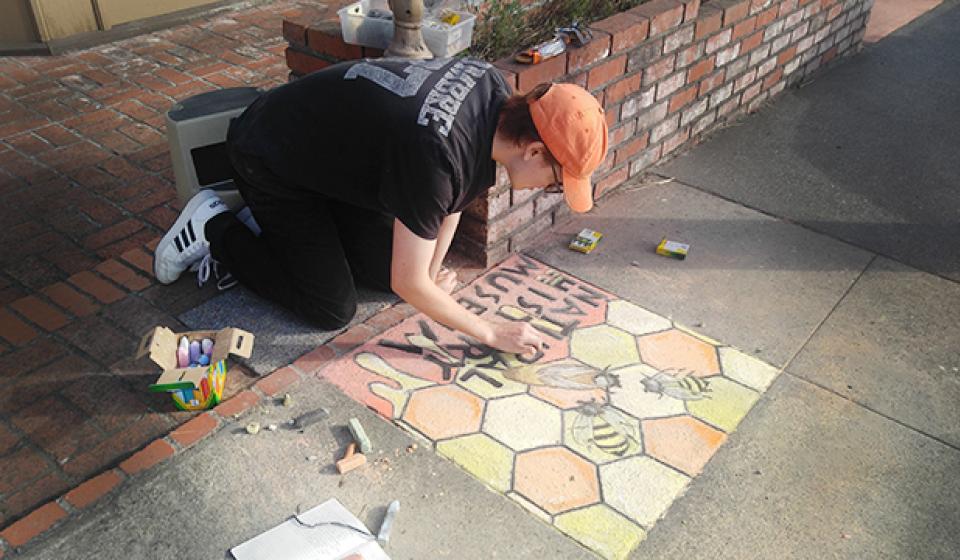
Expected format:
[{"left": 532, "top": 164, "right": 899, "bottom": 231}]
[{"left": 231, "top": 498, "right": 390, "bottom": 560}]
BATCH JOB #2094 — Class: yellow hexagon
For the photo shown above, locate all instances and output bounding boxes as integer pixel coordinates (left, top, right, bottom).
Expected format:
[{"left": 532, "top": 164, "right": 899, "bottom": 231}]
[
  {"left": 554, "top": 504, "right": 646, "bottom": 560},
  {"left": 687, "top": 377, "right": 760, "bottom": 433},
  {"left": 570, "top": 325, "right": 640, "bottom": 370},
  {"left": 437, "top": 433, "right": 514, "bottom": 493}
]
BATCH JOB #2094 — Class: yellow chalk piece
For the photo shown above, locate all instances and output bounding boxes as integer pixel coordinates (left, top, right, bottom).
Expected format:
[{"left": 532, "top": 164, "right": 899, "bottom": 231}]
[
  {"left": 440, "top": 11, "right": 460, "bottom": 25},
  {"left": 569, "top": 229, "right": 603, "bottom": 254},
  {"left": 656, "top": 238, "right": 689, "bottom": 259}
]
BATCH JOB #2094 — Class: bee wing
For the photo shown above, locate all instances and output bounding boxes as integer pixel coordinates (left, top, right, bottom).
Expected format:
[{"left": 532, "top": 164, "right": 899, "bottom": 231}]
[
  {"left": 648, "top": 371, "right": 674, "bottom": 384},
  {"left": 570, "top": 412, "right": 593, "bottom": 445},
  {"left": 503, "top": 361, "right": 599, "bottom": 389},
  {"left": 661, "top": 382, "right": 709, "bottom": 401},
  {"left": 537, "top": 361, "right": 605, "bottom": 390},
  {"left": 502, "top": 365, "right": 544, "bottom": 386},
  {"left": 659, "top": 367, "right": 694, "bottom": 379},
  {"left": 599, "top": 407, "right": 636, "bottom": 435}
]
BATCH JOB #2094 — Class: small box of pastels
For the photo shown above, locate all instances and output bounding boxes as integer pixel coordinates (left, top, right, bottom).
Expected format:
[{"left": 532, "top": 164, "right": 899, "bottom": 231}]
[{"left": 137, "top": 326, "right": 255, "bottom": 411}]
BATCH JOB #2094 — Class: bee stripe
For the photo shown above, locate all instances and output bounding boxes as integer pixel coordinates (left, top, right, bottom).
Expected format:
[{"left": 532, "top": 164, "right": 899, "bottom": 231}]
[
  {"left": 679, "top": 377, "right": 709, "bottom": 392},
  {"left": 597, "top": 440, "right": 630, "bottom": 455},
  {"left": 593, "top": 430, "right": 619, "bottom": 441}
]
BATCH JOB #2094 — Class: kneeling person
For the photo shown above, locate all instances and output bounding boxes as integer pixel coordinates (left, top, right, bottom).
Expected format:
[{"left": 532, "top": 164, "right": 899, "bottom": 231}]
[{"left": 154, "top": 56, "right": 608, "bottom": 356}]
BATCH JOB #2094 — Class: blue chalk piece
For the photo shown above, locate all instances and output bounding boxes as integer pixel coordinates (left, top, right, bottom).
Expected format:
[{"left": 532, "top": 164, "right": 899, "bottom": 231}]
[
  {"left": 189, "top": 340, "right": 201, "bottom": 364},
  {"left": 199, "top": 354, "right": 211, "bottom": 366}
]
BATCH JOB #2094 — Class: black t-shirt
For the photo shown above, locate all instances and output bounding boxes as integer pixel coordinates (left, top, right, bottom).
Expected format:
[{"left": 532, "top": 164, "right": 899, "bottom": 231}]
[{"left": 228, "top": 57, "right": 510, "bottom": 240}]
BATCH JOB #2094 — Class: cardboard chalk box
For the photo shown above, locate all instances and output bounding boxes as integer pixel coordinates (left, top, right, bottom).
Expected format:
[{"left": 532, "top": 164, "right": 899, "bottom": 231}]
[{"left": 137, "top": 326, "right": 254, "bottom": 411}]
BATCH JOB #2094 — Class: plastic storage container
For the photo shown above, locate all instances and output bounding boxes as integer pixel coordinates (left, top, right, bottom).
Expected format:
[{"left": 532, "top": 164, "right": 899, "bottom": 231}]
[{"left": 338, "top": 2, "right": 476, "bottom": 58}]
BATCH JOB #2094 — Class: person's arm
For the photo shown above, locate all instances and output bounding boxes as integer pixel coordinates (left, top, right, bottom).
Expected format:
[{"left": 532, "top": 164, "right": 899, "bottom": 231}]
[
  {"left": 391, "top": 218, "right": 546, "bottom": 355},
  {"left": 429, "top": 212, "right": 461, "bottom": 282}
]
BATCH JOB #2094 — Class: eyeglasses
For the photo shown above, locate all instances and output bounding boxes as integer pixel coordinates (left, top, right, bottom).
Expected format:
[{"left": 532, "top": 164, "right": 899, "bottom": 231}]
[{"left": 544, "top": 161, "right": 563, "bottom": 194}]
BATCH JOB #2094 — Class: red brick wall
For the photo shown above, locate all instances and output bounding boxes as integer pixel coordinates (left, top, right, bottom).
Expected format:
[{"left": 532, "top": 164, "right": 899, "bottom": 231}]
[{"left": 283, "top": 0, "right": 873, "bottom": 266}]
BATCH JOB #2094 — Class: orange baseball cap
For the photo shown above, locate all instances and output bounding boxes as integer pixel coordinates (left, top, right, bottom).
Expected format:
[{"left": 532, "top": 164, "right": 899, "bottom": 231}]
[{"left": 529, "top": 83, "right": 609, "bottom": 213}]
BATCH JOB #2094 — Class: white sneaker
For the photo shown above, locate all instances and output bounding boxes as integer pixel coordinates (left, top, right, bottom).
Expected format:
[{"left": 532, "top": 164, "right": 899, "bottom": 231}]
[
  {"left": 192, "top": 254, "right": 238, "bottom": 291},
  {"left": 154, "top": 190, "right": 228, "bottom": 284}
]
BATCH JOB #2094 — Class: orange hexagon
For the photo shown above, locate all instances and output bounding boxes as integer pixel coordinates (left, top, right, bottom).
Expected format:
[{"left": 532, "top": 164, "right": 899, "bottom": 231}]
[
  {"left": 514, "top": 447, "right": 600, "bottom": 514},
  {"left": 637, "top": 329, "right": 720, "bottom": 377},
  {"left": 641, "top": 416, "right": 726, "bottom": 476},
  {"left": 402, "top": 385, "right": 484, "bottom": 440}
]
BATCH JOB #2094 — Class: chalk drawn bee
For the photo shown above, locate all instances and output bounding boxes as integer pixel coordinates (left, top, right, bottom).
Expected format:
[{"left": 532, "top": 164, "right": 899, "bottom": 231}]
[
  {"left": 571, "top": 398, "right": 639, "bottom": 457},
  {"left": 503, "top": 360, "right": 621, "bottom": 392},
  {"left": 641, "top": 369, "right": 712, "bottom": 401}
]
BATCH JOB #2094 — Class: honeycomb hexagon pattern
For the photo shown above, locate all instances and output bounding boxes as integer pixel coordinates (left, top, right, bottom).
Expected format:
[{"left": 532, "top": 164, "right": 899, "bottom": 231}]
[{"left": 317, "top": 255, "right": 779, "bottom": 559}]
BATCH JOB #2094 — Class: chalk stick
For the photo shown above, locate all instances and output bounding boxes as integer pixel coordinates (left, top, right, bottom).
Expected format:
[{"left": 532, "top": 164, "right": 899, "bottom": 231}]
[
  {"left": 377, "top": 500, "right": 400, "bottom": 546},
  {"left": 292, "top": 408, "right": 329, "bottom": 430},
  {"left": 348, "top": 417, "right": 372, "bottom": 454},
  {"left": 336, "top": 449, "right": 366, "bottom": 474}
]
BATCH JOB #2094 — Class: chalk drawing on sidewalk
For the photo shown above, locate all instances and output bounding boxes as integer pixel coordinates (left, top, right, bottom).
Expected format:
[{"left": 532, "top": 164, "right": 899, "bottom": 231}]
[{"left": 318, "top": 254, "right": 780, "bottom": 559}]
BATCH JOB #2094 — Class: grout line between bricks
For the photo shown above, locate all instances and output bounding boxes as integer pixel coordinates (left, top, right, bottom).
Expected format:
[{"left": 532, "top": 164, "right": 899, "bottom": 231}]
[{"left": 0, "top": 290, "right": 425, "bottom": 546}]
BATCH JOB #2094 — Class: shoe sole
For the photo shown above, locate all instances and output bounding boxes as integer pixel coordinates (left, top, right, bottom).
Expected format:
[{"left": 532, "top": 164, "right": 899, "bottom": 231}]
[{"left": 153, "top": 190, "right": 217, "bottom": 284}]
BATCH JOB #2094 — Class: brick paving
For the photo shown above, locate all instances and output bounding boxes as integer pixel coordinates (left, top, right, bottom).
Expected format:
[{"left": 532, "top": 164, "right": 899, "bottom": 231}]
[{"left": 0, "top": 0, "right": 352, "bottom": 533}]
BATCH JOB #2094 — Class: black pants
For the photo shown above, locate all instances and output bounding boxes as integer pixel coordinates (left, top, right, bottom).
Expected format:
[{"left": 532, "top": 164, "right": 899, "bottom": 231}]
[{"left": 205, "top": 150, "right": 394, "bottom": 330}]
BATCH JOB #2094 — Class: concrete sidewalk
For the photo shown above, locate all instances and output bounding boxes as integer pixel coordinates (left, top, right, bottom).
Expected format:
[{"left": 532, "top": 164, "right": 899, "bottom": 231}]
[{"left": 8, "top": 1, "right": 960, "bottom": 559}]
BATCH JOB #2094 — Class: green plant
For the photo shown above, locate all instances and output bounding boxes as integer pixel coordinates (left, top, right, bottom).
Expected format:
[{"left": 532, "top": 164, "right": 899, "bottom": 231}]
[{"left": 468, "top": 0, "right": 651, "bottom": 61}]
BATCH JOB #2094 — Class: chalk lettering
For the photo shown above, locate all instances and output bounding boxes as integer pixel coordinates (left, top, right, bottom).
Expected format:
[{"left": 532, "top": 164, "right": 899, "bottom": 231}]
[
  {"left": 537, "top": 271, "right": 575, "bottom": 292},
  {"left": 486, "top": 272, "right": 521, "bottom": 292},
  {"left": 474, "top": 285, "right": 501, "bottom": 303},
  {"left": 572, "top": 286, "right": 606, "bottom": 308},
  {"left": 516, "top": 296, "right": 544, "bottom": 317},
  {"left": 458, "top": 297, "right": 487, "bottom": 315},
  {"left": 499, "top": 254, "right": 541, "bottom": 277},
  {"left": 548, "top": 297, "right": 586, "bottom": 316},
  {"left": 527, "top": 287, "right": 557, "bottom": 301}
]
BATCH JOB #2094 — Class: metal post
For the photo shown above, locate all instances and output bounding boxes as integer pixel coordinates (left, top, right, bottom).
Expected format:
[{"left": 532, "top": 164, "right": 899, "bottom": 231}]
[{"left": 386, "top": 0, "right": 432, "bottom": 59}]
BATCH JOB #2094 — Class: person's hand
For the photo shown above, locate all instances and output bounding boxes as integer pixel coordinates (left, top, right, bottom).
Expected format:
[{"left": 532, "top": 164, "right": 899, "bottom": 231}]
[
  {"left": 434, "top": 267, "right": 458, "bottom": 294},
  {"left": 485, "top": 321, "right": 548, "bottom": 357}
]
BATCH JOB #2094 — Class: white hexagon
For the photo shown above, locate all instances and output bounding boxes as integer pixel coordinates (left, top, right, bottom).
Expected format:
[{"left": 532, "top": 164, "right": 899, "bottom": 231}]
[
  {"left": 718, "top": 347, "right": 779, "bottom": 391},
  {"left": 600, "top": 456, "right": 690, "bottom": 527},
  {"left": 606, "top": 300, "right": 672, "bottom": 335},
  {"left": 570, "top": 325, "right": 640, "bottom": 370},
  {"left": 482, "top": 394, "right": 563, "bottom": 451},
  {"left": 608, "top": 364, "right": 687, "bottom": 419}
]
